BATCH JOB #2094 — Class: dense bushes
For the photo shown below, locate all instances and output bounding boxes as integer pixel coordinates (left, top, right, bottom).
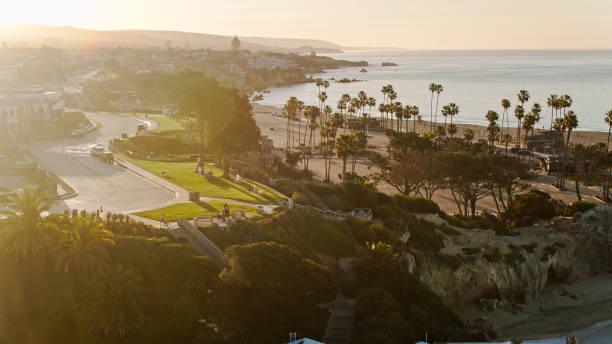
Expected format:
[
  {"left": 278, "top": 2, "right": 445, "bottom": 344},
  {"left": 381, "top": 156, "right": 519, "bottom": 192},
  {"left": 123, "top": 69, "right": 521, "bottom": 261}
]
[
  {"left": 352, "top": 242, "right": 464, "bottom": 343},
  {"left": 221, "top": 242, "right": 336, "bottom": 343},
  {"left": 201, "top": 209, "right": 397, "bottom": 259},
  {"left": 127, "top": 135, "right": 196, "bottom": 155},
  {"left": 562, "top": 201, "right": 597, "bottom": 216},
  {"left": 392, "top": 194, "right": 440, "bottom": 214},
  {"left": 505, "top": 190, "right": 556, "bottom": 227}
]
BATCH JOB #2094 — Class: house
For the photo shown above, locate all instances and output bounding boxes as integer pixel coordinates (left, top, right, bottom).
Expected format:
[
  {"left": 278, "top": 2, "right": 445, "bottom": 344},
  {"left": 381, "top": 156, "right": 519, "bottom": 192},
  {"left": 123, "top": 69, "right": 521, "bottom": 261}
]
[
  {"left": 0, "top": 88, "right": 64, "bottom": 141},
  {"left": 524, "top": 130, "right": 560, "bottom": 153}
]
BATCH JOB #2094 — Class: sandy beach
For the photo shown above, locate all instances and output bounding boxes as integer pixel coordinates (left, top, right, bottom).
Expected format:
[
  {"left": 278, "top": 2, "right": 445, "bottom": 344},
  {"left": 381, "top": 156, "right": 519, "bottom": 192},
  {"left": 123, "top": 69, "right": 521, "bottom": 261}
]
[{"left": 458, "top": 274, "right": 612, "bottom": 343}]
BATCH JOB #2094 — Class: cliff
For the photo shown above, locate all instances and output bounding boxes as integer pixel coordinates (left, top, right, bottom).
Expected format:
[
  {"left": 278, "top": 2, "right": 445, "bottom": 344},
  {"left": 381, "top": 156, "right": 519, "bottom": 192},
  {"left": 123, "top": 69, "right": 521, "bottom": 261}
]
[{"left": 407, "top": 206, "right": 611, "bottom": 309}]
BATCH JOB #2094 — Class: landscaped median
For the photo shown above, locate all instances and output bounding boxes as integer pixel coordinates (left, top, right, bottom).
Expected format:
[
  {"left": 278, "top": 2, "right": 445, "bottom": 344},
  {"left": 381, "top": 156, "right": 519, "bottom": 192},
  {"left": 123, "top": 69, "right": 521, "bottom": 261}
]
[
  {"left": 120, "top": 155, "right": 285, "bottom": 204},
  {"left": 133, "top": 200, "right": 257, "bottom": 222}
]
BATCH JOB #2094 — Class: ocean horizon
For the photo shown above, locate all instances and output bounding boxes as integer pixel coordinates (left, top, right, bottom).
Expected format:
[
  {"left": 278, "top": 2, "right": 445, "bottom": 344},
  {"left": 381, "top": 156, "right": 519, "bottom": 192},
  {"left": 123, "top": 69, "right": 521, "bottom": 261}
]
[{"left": 255, "top": 49, "right": 612, "bottom": 132}]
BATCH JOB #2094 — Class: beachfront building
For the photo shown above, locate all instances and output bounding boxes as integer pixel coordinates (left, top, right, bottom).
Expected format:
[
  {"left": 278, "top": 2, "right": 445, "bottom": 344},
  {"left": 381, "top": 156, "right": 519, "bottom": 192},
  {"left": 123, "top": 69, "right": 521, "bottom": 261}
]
[
  {"left": 524, "top": 130, "right": 560, "bottom": 153},
  {"left": 0, "top": 87, "right": 64, "bottom": 142}
]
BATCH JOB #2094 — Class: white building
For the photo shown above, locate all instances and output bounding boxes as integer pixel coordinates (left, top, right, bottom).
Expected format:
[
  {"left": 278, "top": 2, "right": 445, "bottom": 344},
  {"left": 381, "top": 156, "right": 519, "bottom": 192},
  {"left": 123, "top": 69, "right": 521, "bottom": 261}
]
[{"left": 0, "top": 88, "right": 64, "bottom": 141}]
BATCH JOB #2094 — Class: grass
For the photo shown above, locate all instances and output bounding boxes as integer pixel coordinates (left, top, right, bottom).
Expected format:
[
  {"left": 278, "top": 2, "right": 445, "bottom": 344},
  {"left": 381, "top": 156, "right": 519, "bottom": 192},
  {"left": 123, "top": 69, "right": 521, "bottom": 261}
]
[
  {"left": 133, "top": 200, "right": 257, "bottom": 222},
  {"left": 121, "top": 155, "right": 285, "bottom": 204},
  {"left": 150, "top": 115, "right": 190, "bottom": 134}
]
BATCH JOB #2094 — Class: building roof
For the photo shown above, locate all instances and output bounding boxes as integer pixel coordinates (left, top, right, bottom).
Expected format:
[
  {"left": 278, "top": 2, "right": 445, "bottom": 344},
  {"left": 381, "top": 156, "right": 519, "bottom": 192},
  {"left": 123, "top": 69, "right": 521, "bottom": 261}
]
[{"left": 288, "top": 338, "right": 325, "bottom": 344}]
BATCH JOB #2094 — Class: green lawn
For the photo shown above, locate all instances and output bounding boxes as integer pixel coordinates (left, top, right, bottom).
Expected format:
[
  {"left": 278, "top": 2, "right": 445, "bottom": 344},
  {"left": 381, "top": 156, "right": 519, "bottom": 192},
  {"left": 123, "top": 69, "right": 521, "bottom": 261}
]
[
  {"left": 122, "top": 156, "right": 285, "bottom": 204},
  {"left": 150, "top": 115, "right": 189, "bottom": 134},
  {"left": 133, "top": 200, "right": 257, "bottom": 222}
]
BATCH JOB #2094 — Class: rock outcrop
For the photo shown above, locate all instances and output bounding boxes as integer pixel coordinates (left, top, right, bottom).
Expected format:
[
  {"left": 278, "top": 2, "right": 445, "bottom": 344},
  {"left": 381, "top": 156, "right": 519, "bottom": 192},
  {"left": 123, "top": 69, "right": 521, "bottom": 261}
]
[{"left": 413, "top": 205, "right": 612, "bottom": 308}]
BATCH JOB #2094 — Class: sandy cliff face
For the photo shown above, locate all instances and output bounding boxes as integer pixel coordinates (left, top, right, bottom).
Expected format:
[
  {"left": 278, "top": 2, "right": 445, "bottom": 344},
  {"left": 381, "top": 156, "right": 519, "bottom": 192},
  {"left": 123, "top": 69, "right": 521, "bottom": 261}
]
[{"left": 412, "top": 206, "right": 611, "bottom": 309}]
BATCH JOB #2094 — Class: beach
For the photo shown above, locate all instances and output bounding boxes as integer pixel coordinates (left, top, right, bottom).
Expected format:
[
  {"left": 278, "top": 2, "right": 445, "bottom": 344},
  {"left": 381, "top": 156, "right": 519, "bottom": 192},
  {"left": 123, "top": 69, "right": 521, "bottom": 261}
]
[
  {"left": 253, "top": 104, "right": 609, "bottom": 214},
  {"left": 461, "top": 274, "right": 612, "bottom": 343}
]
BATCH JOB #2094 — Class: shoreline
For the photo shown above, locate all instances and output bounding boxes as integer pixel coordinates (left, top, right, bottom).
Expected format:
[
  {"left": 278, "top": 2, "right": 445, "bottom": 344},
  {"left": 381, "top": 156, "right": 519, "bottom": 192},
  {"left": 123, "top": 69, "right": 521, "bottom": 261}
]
[
  {"left": 460, "top": 273, "right": 612, "bottom": 342},
  {"left": 252, "top": 103, "right": 610, "bottom": 143}
]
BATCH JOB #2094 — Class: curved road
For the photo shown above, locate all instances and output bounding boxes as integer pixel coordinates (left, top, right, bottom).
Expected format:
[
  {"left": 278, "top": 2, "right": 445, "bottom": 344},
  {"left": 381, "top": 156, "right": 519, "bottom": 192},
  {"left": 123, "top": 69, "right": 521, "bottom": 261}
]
[{"left": 31, "top": 112, "right": 177, "bottom": 214}]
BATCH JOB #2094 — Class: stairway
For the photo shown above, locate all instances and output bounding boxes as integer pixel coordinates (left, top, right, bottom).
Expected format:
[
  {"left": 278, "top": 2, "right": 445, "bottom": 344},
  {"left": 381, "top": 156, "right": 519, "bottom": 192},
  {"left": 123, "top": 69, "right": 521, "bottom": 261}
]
[{"left": 322, "top": 299, "right": 356, "bottom": 344}]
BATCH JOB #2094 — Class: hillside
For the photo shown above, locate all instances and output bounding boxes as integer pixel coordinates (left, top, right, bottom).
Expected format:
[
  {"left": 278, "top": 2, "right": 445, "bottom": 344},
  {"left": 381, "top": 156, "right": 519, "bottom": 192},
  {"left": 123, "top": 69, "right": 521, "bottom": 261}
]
[{"left": 0, "top": 24, "right": 344, "bottom": 53}]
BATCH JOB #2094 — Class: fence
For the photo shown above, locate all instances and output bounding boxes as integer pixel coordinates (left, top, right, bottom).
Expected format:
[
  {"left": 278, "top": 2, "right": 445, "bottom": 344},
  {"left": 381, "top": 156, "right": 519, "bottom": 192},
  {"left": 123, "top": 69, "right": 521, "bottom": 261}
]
[{"left": 277, "top": 199, "right": 373, "bottom": 221}]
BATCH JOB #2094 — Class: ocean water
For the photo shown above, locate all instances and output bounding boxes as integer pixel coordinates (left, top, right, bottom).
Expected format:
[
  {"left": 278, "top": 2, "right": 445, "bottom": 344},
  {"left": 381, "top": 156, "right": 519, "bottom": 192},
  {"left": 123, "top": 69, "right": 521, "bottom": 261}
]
[{"left": 255, "top": 50, "right": 612, "bottom": 131}]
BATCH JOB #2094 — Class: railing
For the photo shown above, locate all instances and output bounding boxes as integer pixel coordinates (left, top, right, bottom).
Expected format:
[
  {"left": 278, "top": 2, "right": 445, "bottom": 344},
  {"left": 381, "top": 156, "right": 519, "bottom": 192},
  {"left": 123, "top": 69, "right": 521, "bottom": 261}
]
[{"left": 278, "top": 200, "right": 373, "bottom": 221}]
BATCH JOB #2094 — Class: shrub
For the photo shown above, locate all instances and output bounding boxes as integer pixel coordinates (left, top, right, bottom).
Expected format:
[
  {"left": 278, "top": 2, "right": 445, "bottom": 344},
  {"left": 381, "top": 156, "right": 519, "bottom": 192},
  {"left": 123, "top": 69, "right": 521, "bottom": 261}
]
[
  {"left": 506, "top": 190, "right": 556, "bottom": 227},
  {"left": 128, "top": 135, "right": 195, "bottom": 155},
  {"left": 562, "top": 201, "right": 597, "bottom": 217},
  {"left": 393, "top": 195, "right": 440, "bottom": 214}
]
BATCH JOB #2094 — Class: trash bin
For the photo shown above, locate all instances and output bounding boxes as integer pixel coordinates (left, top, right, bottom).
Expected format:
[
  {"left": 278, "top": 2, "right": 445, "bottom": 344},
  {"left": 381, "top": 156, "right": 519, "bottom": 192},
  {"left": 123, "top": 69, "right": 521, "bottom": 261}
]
[{"left": 189, "top": 191, "right": 200, "bottom": 202}]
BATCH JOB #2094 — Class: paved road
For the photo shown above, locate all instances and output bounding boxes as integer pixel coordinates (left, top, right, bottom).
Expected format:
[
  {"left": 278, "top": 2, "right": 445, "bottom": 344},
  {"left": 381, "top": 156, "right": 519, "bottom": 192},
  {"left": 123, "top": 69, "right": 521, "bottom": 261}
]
[{"left": 31, "top": 112, "right": 177, "bottom": 214}]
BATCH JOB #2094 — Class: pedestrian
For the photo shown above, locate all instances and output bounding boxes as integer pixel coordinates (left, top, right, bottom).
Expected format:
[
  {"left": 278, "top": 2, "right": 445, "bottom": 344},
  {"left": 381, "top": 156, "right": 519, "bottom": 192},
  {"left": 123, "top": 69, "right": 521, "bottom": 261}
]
[{"left": 160, "top": 213, "right": 168, "bottom": 229}]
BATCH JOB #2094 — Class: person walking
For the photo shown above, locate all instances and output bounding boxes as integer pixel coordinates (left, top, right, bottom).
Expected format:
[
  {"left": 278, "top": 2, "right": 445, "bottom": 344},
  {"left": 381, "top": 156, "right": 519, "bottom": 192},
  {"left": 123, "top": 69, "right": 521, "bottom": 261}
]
[{"left": 160, "top": 213, "right": 168, "bottom": 229}]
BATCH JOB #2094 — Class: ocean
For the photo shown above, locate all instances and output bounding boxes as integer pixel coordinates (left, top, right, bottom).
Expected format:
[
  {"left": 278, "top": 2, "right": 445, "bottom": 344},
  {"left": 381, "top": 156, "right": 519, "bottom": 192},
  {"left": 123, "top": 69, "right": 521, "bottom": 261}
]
[{"left": 255, "top": 50, "right": 612, "bottom": 132}]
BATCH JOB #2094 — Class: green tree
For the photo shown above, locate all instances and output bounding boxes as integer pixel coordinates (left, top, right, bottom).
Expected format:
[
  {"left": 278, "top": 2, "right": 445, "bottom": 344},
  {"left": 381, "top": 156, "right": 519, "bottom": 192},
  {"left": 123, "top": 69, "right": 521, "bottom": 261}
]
[
  {"left": 501, "top": 98, "right": 511, "bottom": 135},
  {"left": 514, "top": 105, "right": 525, "bottom": 147},
  {"left": 53, "top": 215, "right": 115, "bottom": 279},
  {"left": 463, "top": 128, "right": 475, "bottom": 142},
  {"left": 605, "top": 110, "right": 612, "bottom": 151},
  {"left": 80, "top": 264, "right": 146, "bottom": 338},
  {"left": 547, "top": 94, "right": 558, "bottom": 129},
  {"left": 563, "top": 111, "right": 579, "bottom": 145},
  {"left": 221, "top": 242, "right": 336, "bottom": 343},
  {"left": 436, "top": 152, "right": 492, "bottom": 216},
  {"left": 0, "top": 187, "right": 58, "bottom": 260},
  {"left": 231, "top": 35, "right": 241, "bottom": 51}
]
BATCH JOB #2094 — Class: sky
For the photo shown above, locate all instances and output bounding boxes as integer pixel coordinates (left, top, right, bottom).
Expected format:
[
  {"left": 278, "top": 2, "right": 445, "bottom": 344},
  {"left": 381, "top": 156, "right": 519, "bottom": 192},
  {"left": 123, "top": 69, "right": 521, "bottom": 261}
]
[{"left": 2, "top": 0, "right": 612, "bottom": 49}]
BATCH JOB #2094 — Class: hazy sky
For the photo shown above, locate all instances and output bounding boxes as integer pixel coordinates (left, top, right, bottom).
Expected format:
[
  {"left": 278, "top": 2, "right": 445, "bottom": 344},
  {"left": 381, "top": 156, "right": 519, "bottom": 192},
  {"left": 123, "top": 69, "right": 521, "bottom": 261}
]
[{"left": 3, "top": 0, "right": 612, "bottom": 49}]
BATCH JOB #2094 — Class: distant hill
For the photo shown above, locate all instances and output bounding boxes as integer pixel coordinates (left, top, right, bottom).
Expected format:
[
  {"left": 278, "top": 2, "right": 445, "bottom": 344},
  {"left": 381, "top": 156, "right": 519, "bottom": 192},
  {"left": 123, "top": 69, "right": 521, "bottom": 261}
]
[{"left": 0, "top": 24, "right": 344, "bottom": 53}]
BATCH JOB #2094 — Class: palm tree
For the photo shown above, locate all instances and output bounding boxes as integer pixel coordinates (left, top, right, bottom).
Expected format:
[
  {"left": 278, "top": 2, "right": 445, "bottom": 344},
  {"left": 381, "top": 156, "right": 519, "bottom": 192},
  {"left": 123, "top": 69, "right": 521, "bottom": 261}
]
[
  {"left": 441, "top": 104, "right": 450, "bottom": 134},
  {"left": 428, "top": 83, "right": 437, "bottom": 131},
  {"left": 80, "top": 264, "right": 146, "bottom": 337},
  {"left": 393, "top": 101, "right": 403, "bottom": 130},
  {"left": 0, "top": 187, "right": 58, "bottom": 260},
  {"left": 410, "top": 105, "right": 420, "bottom": 133},
  {"left": 563, "top": 111, "right": 579, "bottom": 145},
  {"left": 501, "top": 98, "right": 511, "bottom": 134},
  {"left": 448, "top": 102, "right": 459, "bottom": 136},
  {"left": 514, "top": 105, "right": 525, "bottom": 147},
  {"left": 464, "top": 128, "right": 475, "bottom": 142},
  {"left": 561, "top": 94, "right": 573, "bottom": 116},
  {"left": 517, "top": 89, "right": 530, "bottom": 108},
  {"left": 547, "top": 94, "right": 558, "bottom": 129},
  {"left": 403, "top": 105, "right": 412, "bottom": 132},
  {"left": 531, "top": 103, "right": 542, "bottom": 136},
  {"left": 53, "top": 215, "right": 115, "bottom": 279},
  {"left": 501, "top": 133, "right": 513, "bottom": 153},
  {"left": 605, "top": 110, "right": 612, "bottom": 151},
  {"left": 354, "top": 241, "right": 402, "bottom": 287},
  {"left": 433, "top": 84, "right": 443, "bottom": 130},
  {"left": 336, "top": 134, "right": 353, "bottom": 178}
]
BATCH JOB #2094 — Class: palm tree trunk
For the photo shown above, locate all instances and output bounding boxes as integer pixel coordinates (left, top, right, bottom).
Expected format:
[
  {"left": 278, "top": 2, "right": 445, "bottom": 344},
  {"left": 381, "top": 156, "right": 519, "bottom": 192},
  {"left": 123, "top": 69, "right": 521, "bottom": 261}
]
[
  {"left": 607, "top": 126, "right": 611, "bottom": 151},
  {"left": 434, "top": 95, "right": 440, "bottom": 130},
  {"left": 517, "top": 122, "right": 521, "bottom": 148},
  {"left": 430, "top": 93, "right": 434, "bottom": 131}
]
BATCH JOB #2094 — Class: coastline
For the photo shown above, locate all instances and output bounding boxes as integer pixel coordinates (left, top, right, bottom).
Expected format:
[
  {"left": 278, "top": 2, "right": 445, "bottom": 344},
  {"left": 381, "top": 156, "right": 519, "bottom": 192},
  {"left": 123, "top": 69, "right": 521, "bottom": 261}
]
[
  {"left": 252, "top": 103, "right": 610, "bottom": 145},
  {"left": 461, "top": 274, "right": 612, "bottom": 343}
]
